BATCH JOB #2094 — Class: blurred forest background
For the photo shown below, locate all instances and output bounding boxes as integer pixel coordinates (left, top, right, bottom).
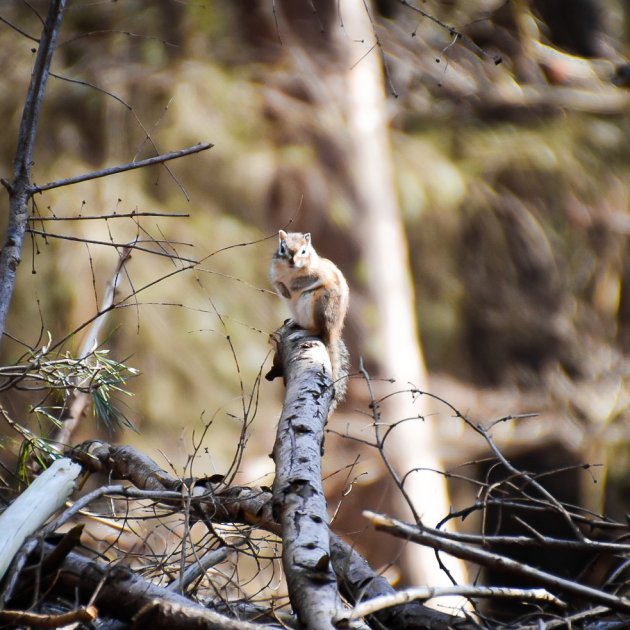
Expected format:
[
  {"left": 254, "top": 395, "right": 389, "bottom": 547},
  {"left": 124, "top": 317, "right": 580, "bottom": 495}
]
[{"left": 1, "top": 0, "right": 630, "bottom": 596}]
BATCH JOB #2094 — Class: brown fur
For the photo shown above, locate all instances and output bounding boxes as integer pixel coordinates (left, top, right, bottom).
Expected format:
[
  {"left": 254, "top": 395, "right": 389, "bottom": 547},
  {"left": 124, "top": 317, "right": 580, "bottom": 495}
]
[{"left": 269, "top": 230, "right": 349, "bottom": 408}]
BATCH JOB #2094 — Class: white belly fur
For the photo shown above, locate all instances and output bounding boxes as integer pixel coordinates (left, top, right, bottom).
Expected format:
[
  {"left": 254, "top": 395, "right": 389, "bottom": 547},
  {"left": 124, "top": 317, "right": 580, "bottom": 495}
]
[{"left": 287, "top": 290, "right": 318, "bottom": 331}]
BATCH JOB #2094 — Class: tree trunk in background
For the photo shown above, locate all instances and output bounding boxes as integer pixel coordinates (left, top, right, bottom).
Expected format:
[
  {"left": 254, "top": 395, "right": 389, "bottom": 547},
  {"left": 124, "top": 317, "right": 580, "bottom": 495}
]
[
  {"left": 339, "top": 0, "right": 467, "bottom": 601},
  {"left": 265, "top": 0, "right": 468, "bottom": 601}
]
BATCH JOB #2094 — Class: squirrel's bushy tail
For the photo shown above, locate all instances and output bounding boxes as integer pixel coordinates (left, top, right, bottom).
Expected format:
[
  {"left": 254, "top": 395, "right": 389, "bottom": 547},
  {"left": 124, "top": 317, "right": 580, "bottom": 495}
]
[{"left": 327, "top": 337, "right": 349, "bottom": 413}]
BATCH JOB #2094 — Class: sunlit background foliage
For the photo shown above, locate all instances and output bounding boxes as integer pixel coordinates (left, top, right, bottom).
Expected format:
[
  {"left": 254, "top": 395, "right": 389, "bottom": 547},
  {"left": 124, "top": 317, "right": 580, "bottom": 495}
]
[{"left": 1, "top": 0, "right": 629, "bottom": 507}]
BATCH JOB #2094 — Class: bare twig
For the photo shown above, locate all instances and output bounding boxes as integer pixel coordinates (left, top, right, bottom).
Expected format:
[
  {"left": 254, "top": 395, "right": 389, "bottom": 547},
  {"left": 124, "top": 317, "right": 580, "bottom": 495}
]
[
  {"left": 48, "top": 72, "right": 192, "bottom": 199},
  {"left": 475, "top": 423, "right": 586, "bottom": 542},
  {"left": 398, "top": 0, "right": 502, "bottom": 64},
  {"left": 0, "top": 15, "right": 39, "bottom": 42},
  {"left": 521, "top": 606, "right": 610, "bottom": 629},
  {"left": 29, "top": 211, "right": 189, "bottom": 221},
  {"left": 357, "top": 361, "right": 422, "bottom": 523},
  {"left": 27, "top": 229, "right": 198, "bottom": 263},
  {"left": 30, "top": 142, "right": 213, "bottom": 194},
  {"left": 345, "top": 585, "right": 565, "bottom": 620},
  {"left": 409, "top": 389, "right": 587, "bottom": 542},
  {"left": 0, "top": 605, "right": 98, "bottom": 628},
  {"left": 42, "top": 484, "right": 129, "bottom": 535}
]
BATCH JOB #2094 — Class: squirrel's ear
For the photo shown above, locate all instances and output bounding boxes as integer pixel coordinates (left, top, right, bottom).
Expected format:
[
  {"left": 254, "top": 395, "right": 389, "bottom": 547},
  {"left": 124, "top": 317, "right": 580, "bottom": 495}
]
[
  {"left": 304, "top": 232, "right": 311, "bottom": 244},
  {"left": 278, "top": 230, "right": 287, "bottom": 241}
]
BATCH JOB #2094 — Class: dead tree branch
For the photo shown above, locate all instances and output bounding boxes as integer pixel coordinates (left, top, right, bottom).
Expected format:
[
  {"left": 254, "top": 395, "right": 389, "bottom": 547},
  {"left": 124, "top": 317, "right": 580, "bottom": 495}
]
[
  {"left": 329, "top": 535, "right": 471, "bottom": 630},
  {"left": 365, "top": 510, "right": 630, "bottom": 613},
  {"left": 16, "top": 542, "right": 264, "bottom": 630},
  {"left": 66, "top": 440, "right": 465, "bottom": 628},
  {"left": 345, "top": 585, "right": 565, "bottom": 620},
  {"left": 0, "top": 0, "right": 66, "bottom": 348}
]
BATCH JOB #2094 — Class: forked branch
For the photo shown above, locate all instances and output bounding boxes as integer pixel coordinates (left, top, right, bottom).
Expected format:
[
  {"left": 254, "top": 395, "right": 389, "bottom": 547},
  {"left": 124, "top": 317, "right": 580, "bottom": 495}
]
[{"left": 0, "top": 0, "right": 66, "bottom": 348}]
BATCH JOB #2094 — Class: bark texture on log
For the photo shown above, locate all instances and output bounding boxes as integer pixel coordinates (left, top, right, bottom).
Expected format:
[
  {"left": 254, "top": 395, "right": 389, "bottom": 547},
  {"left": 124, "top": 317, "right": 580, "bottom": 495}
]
[
  {"left": 270, "top": 325, "right": 343, "bottom": 629},
  {"left": 15, "top": 542, "right": 262, "bottom": 630}
]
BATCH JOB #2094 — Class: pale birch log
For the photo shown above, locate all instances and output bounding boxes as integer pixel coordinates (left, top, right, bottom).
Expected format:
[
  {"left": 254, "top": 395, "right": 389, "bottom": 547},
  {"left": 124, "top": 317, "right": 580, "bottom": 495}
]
[{"left": 0, "top": 457, "right": 81, "bottom": 580}]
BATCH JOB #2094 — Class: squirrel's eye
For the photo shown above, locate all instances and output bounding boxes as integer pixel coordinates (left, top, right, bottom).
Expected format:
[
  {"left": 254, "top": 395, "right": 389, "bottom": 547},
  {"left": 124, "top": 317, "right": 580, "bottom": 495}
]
[
  {"left": 300, "top": 248, "right": 306, "bottom": 255},
  {"left": 279, "top": 243, "right": 286, "bottom": 254}
]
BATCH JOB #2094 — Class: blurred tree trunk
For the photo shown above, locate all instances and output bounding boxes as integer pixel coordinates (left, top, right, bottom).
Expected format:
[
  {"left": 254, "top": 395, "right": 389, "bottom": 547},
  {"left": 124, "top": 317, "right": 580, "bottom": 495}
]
[
  {"left": 260, "top": 0, "right": 467, "bottom": 594},
  {"left": 338, "top": 0, "right": 467, "bottom": 595}
]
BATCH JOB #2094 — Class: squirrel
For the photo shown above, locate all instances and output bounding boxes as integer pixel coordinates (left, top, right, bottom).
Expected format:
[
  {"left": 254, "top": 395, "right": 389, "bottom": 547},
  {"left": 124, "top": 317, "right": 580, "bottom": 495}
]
[{"left": 269, "top": 230, "right": 349, "bottom": 409}]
